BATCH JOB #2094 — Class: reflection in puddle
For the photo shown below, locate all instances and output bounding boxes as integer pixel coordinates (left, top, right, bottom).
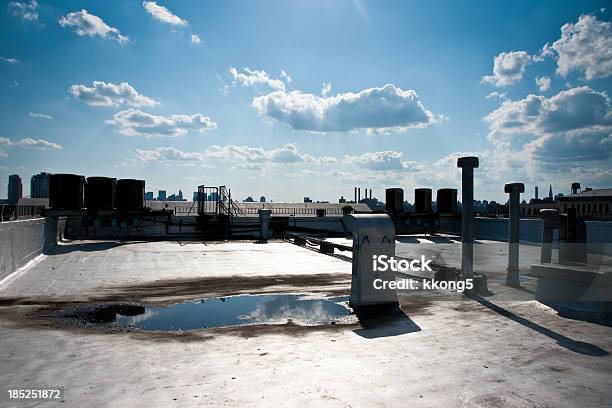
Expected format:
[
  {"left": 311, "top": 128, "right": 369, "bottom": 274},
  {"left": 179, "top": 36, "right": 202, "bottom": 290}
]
[{"left": 65, "top": 294, "right": 352, "bottom": 331}]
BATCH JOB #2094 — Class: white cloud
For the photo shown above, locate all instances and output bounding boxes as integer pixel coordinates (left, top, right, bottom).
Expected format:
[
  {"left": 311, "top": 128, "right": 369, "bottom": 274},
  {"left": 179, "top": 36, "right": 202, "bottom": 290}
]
[
  {"left": 0, "top": 136, "right": 63, "bottom": 152},
  {"left": 483, "top": 51, "right": 539, "bottom": 86},
  {"left": 535, "top": 76, "right": 551, "bottom": 92},
  {"left": 343, "top": 151, "right": 425, "bottom": 171},
  {"left": 9, "top": 1, "right": 38, "bottom": 21},
  {"left": 280, "top": 70, "right": 292, "bottom": 84},
  {"left": 542, "top": 14, "right": 612, "bottom": 80},
  {"left": 0, "top": 56, "right": 20, "bottom": 64},
  {"left": 191, "top": 34, "right": 202, "bottom": 45},
  {"left": 484, "top": 86, "right": 611, "bottom": 138},
  {"left": 29, "top": 112, "right": 53, "bottom": 120},
  {"left": 59, "top": 10, "right": 129, "bottom": 44},
  {"left": 107, "top": 109, "right": 217, "bottom": 137},
  {"left": 483, "top": 86, "right": 612, "bottom": 177},
  {"left": 229, "top": 67, "right": 287, "bottom": 91},
  {"left": 526, "top": 128, "right": 612, "bottom": 163},
  {"left": 143, "top": 1, "right": 187, "bottom": 26},
  {"left": 70, "top": 81, "right": 159, "bottom": 108},
  {"left": 133, "top": 144, "right": 336, "bottom": 168},
  {"left": 15, "top": 138, "right": 62, "bottom": 150},
  {"left": 486, "top": 91, "right": 507, "bottom": 100},
  {"left": 252, "top": 83, "right": 438, "bottom": 133},
  {"left": 321, "top": 82, "right": 332, "bottom": 97}
]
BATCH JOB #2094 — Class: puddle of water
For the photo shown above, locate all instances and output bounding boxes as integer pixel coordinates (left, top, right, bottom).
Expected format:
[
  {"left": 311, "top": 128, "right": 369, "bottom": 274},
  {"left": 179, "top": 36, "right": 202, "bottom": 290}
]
[{"left": 65, "top": 294, "right": 352, "bottom": 331}]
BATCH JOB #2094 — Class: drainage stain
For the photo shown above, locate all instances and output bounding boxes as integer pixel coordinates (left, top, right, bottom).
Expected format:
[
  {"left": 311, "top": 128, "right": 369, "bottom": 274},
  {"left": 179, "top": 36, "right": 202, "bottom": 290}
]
[{"left": 61, "top": 294, "right": 352, "bottom": 331}]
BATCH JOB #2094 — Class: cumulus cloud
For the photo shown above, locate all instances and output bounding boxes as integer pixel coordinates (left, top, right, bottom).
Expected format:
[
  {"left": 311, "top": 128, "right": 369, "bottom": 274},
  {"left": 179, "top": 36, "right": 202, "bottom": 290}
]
[
  {"left": 483, "top": 51, "right": 539, "bottom": 86},
  {"left": 29, "top": 112, "right": 53, "bottom": 119},
  {"left": 485, "top": 86, "right": 611, "bottom": 137},
  {"left": 59, "top": 10, "right": 129, "bottom": 44},
  {"left": 542, "top": 14, "right": 612, "bottom": 80},
  {"left": 252, "top": 83, "right": 438, "bottom": 133},
  {"left": 527, "top": 128, "right": 612, "bottom": 163},
  {"left": 15, "top": 138, "right": 62, "bottom": 150},
  {"left": 486, "top": 91, "right": 507, "bottom": 101},
  {"left": 0, "top": 56, "right": 20, "bottom": 64},
  {"left": 535, "top": 76, "right": 551, "bottom": 92},
  {"left": 143, "top": 1, "right": 187, "bottom": 26},
  {"left": 107, "top": 109, "right": 217, "bottom": 137},
  {"left": 484, "top": 86, "right": 612, "bottom": 169},
  {"left": 280, "top": 70, "right": 292, "bottom": 84},
  {"left": 9, "top": 1, "right": 38, "bottom": 21},
  {"left": 343, "top": 151, "right": 425, "bottom": 171},
  {"left": 70, "top": 81, "right": 159, "bottom": 108},
  {"left": 0, "top": 136, "right": 61, "bottom": 151},
  {"left": 321, "top": 82, "right": 332, "bottom": 97},
  {"left": 133, "top": 144, "right": 336, "bottom": 167},
  {"left": 191, "top": 34, "right": 202, "bottom": 45},
  {"left": 229, "top": 67, "right": 287, "bottom": 91}
]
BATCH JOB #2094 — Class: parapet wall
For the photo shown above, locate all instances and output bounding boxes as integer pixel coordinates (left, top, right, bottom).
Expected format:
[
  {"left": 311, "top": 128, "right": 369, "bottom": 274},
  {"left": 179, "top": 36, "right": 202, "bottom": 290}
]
[
  {"left": 0, "top": 217, "right": 66, "bottom": 281},
  {"left": 474, "top": 217, "right": 612, "bottom": 255},
  {"left": 0, "top": 219, "right": 46, "bottom": 281}
]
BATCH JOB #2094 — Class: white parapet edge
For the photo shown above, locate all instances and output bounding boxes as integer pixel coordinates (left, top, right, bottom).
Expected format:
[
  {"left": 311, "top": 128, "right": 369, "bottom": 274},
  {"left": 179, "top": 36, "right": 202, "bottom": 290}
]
[{"left": 0, "top": 253, "right": 47, "bottom": 291}]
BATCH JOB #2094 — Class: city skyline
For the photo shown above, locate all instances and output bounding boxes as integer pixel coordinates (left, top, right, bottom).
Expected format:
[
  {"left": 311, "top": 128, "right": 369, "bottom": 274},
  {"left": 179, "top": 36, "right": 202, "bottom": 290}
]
[{"left": 1, "top": 1, "right": 611, "bottom": 204}]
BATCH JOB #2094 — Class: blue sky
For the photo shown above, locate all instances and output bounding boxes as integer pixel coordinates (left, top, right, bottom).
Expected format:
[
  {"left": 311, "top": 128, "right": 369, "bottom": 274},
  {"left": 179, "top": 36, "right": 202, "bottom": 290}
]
[{"left": 1, "top": 0, "right": 610, "bottom": 203}]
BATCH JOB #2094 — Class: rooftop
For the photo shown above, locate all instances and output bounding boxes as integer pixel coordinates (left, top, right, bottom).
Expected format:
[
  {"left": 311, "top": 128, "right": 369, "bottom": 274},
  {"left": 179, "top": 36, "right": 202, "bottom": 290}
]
[
  {"left": 561, "top": 189, "right": 612, "bottom": 199},
  {"left": 0, "top": 238, "right": 610, "bottom": 407}
]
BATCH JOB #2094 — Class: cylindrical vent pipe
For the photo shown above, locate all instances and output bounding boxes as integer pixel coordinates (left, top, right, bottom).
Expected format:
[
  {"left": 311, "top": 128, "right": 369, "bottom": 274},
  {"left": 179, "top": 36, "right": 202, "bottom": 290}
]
[
  {"left": 436, "top": 188, "right": 458, "bottom": 213},
  {"left": 85, "top": 177, "right": 116, "bottom": 210},
  {"left": 385, "top": 188, "right": 404, "bottom": 213},
  {"left": 414, "top": 188, "right": 433, "bottom": 213},
  {"left": 49, "top": 174, "right": 85, "bottom": 210},
  {"left": 116, "top": 179, "right": 145, "bottom": 210}
]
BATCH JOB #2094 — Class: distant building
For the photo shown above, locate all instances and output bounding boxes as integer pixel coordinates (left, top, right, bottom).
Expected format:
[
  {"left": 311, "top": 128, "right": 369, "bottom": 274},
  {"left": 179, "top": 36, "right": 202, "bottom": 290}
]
[
  {"left": 30, "top": 172, "right": 51, "bottom": 198},
  {"left": 8, "top": 174, "right": 22, "bottom": 205},
  {"left": 243, "top": 196, "right": 255, "bottom": 202},
  {"left": 145, "top": 191, "right": 154, "bottom": 200},
  {"left": 304, "top": 197, "right": 312, "bottom": 203},
  {"left": 558, "top": 188, "right": 612, "bottom": 219},
  {"left": 158, "top": 190, "right": 166, "bottom": 201},
  {"left": 548, "top": 184, "right": 553, "bottom": 201},
  {"left": 178, "top": 190, "right": 183, "bottom": 201},
  {"left": 338, "top": 196, "right": 346, "bottom": 204},
  {"left": 522, "top": 182, "right": 612, "bottom": 220},
  {"left": 259, "top": 196, "right": 266, "bottom": 203}
]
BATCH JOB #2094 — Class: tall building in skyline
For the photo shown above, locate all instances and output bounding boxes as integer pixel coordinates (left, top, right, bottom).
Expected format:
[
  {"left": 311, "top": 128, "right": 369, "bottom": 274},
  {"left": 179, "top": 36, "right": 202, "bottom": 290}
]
[
  {"left": 8, "top": 175, "right": 22, "bottom": 205},
  {"left": 30, "top": 172, "right": 52, "bottom": 198},
  {"left": 158, "top": 190, "right": 166, "bottom": 201}
]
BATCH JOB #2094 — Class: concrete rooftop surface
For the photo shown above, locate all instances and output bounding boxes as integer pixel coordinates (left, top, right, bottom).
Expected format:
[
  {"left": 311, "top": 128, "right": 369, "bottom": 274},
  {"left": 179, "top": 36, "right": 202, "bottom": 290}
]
[{"left": 0, "top": 239, "right": 611, "bottom": 407}]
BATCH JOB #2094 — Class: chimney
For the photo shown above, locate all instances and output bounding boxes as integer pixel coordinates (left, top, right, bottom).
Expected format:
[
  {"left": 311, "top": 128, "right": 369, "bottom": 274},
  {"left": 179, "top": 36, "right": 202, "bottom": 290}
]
[
  {"left": 535, "top": 186, "right": 539, "bottom": 200},
  {"left": 358, "top": 188, "right": 361, "bottom": 202},
  {"left": 354, "top": 187, "right": 357, "bottom": 203}
]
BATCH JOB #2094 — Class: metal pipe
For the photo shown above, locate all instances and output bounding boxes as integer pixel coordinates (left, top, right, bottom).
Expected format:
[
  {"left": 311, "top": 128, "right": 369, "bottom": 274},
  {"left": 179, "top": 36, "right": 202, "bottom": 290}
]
[
  {"left": 504, "top": 183, "right": 524, "bottom": 287},
  {"left": 457, "top": 156, "right": 479, "bottom": 279},
  {"left": 540, "top": 209, "right": 560, "bottom": 263}
]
